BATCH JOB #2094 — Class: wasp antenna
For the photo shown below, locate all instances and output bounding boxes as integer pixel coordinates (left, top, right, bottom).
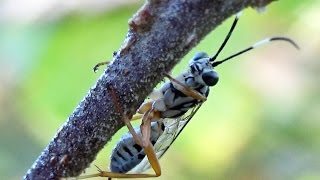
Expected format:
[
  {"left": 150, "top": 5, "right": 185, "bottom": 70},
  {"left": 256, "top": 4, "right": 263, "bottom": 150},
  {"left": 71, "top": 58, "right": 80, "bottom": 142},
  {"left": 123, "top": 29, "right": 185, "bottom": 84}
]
[
  {"left": 269, "top": 37, "right": 300, "bottom": 50},
  {"left": 209, "top": 12, "right": 241, "bottom": 62},
  {"left": 212, "top": 37, "right": 300, "bottom": 67}
]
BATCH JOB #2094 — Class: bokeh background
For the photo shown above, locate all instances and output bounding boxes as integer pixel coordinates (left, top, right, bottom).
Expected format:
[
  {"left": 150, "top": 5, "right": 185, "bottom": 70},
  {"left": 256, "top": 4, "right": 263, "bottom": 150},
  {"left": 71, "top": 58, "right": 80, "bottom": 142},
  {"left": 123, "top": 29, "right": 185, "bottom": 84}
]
[{"left": 1, "top": 0, "right": 319, "bottom": 179}]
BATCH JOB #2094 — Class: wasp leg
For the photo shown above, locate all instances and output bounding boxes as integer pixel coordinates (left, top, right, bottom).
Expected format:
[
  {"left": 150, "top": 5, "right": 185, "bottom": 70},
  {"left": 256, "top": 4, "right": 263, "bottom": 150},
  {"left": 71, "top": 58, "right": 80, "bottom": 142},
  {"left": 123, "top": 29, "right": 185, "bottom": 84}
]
[
  {"left": 123, "top": 115, "right": 144, "bottom": 146},
  {"left": 164, "top": 72, "right": 207, "bottom": 101},
  {"left": 93, "top": 61, "right": 109, "bottom": 72},
  {"left": 139, "top": 97, "right": 164, "bottom": 148},
  {"left": 123, "top": 114, "right": 162, "bottom": 177},
  {"left": 137, "top": 101, "right": 153, "bottom": 114},
  {"left": 127, "top": 108, "right": 162, "bottom": 177},
  {"left": 78, "top": 169, "right": 158, "bottom": 179},
  {"left": 134, "top": 101, "right": 155, "bottom": 121},
  {"left": 78, "top": 171, "right": 158, "bottom": 179},
  {"left": 131, "top": 102, "right": 152, "bottom": 121},
  {"left": 140, "top": 109, "right": 154, "bottom": 147},
  {"left": 77, "top": 112, "right": 161, "bottom": 179},
  {"left": 111, "top": 86, "right": 159, "bottom": 170},
  {"left": 78, "top": 84, "right": 161, "bottom": 179},
  {"left": 81, "top": 142, "right": 161, "bottom": 179},
  {"left": 131, "top": 114, "right": 143, "bottom": 121},
  {"left": 141, "top": 141, "right": 161, "bottom": 176}
]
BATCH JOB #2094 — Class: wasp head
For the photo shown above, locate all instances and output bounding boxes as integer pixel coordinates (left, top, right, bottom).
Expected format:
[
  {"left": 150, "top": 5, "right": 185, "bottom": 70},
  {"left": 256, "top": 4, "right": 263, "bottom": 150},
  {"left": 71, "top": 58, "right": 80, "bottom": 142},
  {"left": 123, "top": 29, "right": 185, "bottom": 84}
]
[{"left": 189, "top": 52, "right": 219, "bottom": 86}]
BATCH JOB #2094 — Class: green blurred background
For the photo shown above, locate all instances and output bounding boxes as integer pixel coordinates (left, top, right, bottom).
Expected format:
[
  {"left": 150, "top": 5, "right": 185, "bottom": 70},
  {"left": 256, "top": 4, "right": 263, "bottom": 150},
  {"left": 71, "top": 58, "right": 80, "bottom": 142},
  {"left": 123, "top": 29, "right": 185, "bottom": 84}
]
[{"left": 1, "top": 0, "right": 320, "bottom": 179}]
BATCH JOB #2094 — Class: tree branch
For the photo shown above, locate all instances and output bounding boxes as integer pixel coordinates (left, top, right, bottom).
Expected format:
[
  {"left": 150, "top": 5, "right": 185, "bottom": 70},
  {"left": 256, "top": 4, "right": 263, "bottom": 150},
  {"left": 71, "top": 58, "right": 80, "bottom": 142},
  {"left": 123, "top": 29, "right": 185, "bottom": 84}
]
[{"left": 24, "top": 0, "right": 276, "bottom": 179}]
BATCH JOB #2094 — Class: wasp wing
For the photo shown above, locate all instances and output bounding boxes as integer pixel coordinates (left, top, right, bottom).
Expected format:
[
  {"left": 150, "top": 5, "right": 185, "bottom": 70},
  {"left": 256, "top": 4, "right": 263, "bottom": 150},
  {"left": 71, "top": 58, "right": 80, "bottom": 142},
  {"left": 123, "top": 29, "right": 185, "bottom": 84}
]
[{"left": 130, "top": 103, "right": 203, "bottom": 173}]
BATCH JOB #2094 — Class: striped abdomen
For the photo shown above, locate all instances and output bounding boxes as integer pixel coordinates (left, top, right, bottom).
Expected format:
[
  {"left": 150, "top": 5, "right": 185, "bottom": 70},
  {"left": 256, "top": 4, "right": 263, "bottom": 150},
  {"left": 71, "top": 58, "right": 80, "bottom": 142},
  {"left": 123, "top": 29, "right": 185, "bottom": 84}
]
[{"left": 110, "top": 122, "right": 164, "bottom": 173}]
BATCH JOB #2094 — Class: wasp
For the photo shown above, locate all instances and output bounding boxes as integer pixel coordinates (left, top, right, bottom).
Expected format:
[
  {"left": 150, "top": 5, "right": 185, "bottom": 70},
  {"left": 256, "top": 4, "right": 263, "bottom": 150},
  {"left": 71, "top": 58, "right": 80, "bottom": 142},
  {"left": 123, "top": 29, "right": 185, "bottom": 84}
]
[{"left": 80, "top": 12, "right": 299, "bottom": 179}]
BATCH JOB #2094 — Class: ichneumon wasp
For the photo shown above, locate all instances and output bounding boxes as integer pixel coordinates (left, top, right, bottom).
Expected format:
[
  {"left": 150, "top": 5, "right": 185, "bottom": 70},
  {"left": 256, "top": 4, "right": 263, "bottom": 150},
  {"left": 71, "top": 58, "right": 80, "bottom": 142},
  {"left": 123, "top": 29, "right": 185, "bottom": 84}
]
[{"left": 79, "top": 12, "right": 299, "bottom": 179}]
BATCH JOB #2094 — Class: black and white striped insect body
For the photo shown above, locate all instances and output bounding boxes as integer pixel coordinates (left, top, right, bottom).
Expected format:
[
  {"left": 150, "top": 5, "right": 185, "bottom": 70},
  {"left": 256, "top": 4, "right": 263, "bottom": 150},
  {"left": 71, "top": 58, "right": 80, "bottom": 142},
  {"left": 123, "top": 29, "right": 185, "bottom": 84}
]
[
  {"left": 82, "top": 12, "right": 299, "bottom": 179},
  {"left": 108, "top": 52, "right": 218, "bottom": 174},
  {"left": 107, "top": 51, "right": 223, "bottom": 175},
  {"left": 107, "top": 12, "right": 299, "bottom": 175},
  {"left": 110, "top": 122, "right": 165, "bottom": 173},
  {"left": 157, "top": 53, "right": 216, "bottom": 119}
]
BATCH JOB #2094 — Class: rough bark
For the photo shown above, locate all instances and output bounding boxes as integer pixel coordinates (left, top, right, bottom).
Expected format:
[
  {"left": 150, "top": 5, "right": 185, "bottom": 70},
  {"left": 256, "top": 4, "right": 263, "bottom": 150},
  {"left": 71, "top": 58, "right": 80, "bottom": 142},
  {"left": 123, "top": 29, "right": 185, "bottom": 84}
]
[{"left": 24, "top": 0, "right": 276, "bottom": 179}]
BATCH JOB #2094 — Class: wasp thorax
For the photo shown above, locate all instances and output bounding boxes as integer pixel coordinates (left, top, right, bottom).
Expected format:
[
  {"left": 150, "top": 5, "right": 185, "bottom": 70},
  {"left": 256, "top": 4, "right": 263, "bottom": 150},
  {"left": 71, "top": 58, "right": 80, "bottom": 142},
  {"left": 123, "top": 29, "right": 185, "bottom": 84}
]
[{"left": 189, "top": 52, "right": 219, "bottom": 86}]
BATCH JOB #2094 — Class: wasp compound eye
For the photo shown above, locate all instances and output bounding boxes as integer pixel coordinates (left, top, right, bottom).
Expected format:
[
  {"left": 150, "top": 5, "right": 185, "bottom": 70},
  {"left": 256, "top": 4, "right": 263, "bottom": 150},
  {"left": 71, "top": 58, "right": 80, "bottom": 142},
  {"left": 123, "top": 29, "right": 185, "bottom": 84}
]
[{"left": 202, "top": 71, "right": 219, "bottom": 86}]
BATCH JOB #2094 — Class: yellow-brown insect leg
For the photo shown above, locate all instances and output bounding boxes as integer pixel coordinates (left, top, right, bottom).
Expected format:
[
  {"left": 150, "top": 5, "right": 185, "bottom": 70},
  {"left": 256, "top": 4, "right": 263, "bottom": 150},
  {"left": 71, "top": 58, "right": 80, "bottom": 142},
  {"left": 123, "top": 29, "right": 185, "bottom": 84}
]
[
  {"left": 76, "top": 84, "right": 161, "bottom": 179},
  {"left": 131, "top": 114, "right": 143, "bottom": 121},
  {"left": 143, "top": 141, "right": 162, "bottom": 177},
  {"left": 78, "top": 115, "right": 161, "bottom": 179},
  {"left": 140, "top": 108, "right": 154, "bottom": 147},
  {"left": 122, "top": 115, "right": 143, "bottom": 146},
  {"left": 77, "top": 171, "right": 158, "bottom": 179},
  {"left": 77, "top": 115, "right": 161, "bottom": 179},
  {"left": 130, "top": 101, "right": 153, "bottom": 122}
]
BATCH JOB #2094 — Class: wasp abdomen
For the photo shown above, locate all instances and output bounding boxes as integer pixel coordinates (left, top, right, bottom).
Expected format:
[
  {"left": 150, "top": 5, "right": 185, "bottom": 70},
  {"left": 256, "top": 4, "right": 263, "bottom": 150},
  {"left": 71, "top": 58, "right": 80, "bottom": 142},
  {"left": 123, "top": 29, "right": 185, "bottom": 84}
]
[{"left": 110, "top": 122, "right": 164, "bottom": 173}]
